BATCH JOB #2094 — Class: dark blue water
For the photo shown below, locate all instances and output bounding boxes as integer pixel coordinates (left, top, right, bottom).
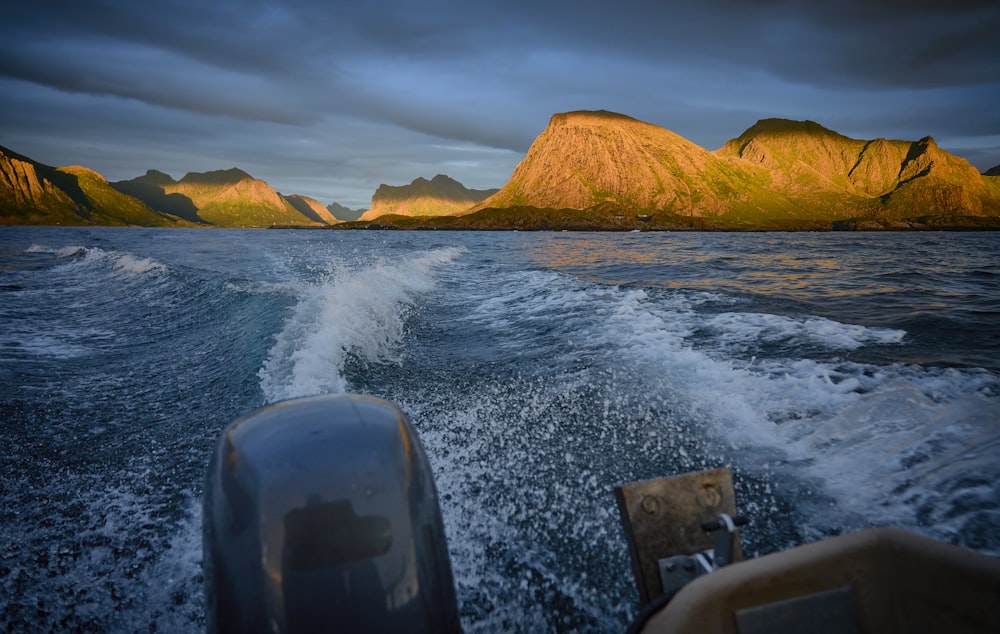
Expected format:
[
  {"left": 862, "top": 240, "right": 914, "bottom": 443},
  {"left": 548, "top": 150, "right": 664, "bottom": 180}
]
[{"left": 2, "top": 227, "right": 998, "bottom": 632}]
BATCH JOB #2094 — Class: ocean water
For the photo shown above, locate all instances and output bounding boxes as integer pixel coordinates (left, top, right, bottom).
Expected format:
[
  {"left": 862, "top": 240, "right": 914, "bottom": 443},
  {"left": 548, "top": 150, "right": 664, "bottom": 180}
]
[{"left": 1, "top": 226, "right": 998, "bottom": 632}]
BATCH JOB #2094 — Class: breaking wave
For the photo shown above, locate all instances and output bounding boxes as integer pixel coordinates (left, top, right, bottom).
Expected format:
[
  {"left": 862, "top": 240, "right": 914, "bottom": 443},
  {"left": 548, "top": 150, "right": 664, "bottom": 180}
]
[{"left": 258, "top": 246, "right": 465, "bottom": 402}]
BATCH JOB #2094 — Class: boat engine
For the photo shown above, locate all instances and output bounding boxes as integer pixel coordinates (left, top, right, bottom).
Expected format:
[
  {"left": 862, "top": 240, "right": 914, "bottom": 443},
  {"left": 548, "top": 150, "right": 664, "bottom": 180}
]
[{"left": 203, "top": 394, "right": 460, "bottom": 633}]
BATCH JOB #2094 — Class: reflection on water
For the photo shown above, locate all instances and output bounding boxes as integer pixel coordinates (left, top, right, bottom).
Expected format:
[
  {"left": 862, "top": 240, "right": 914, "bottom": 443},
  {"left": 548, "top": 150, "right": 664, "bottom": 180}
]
[
  {"left": 518, "top": 231, "right": 1000, "bottom": 369},
  {"left": 522, "top": 232, "right": 953, "bottom": 304}
]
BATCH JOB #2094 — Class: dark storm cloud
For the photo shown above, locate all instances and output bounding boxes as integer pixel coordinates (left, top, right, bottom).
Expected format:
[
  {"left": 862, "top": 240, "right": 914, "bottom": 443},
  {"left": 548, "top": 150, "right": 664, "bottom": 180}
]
[{"left": 1, "top": 0, "right": 998, "bottom": 207}]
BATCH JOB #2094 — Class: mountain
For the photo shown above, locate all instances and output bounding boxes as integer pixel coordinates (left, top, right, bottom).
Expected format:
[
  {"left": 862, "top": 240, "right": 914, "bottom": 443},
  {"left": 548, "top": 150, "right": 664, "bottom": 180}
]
[
  {"left": 110, "top": 169, "right": 203, "bottom": 223},
  {"left": 282, "top": 194, "right": 342, "bottom": 225},
  {"left": 463, "top": 111, "right": 1000, "bottom": 229},
  {"left": 985, "top": 164, "right": 1000, "bottom": 177},
  {"left": 359, "top": 174, "right": 498, "bottom": 220},
  {"left": 716, "top": 119, "right": 1000, "bottom": 226},
  {"left": 1, "top": 146, "right": 192, "bottom": 226},
  {"left": 113, "top": 168, "right": 328, "bottom": 227},
  {"left": 469, "top": 111, "right": 808, "bottom": 227},
  {"left": 327, "top": 202, "right": 365, "bottom": 222},
  {"left": 6, "top": 113, "right": 999, "bottom": 229}
]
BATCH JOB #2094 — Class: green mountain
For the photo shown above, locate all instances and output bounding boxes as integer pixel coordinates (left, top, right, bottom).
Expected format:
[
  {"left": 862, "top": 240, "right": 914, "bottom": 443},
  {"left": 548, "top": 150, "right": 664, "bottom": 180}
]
[
  {"left": 5, "top": 112, "right": 998, "bottom": 230},
  {"left": 360, "top": 174, "right": 498, "bottom": 220},
  {"left": 110, "top": 169, "right": 204, "bottom": 223},
  {"left": 469, "top": 111, "right": 801, "bottom": 227},
  {"left": 450, "top": 111, "right": 1000, "bottom": 230},
  {"left": 0, "top": 145, "right": 192, "bottom": 226},
  {"left": 0, "top": 146, "right": 334, "bottom": 228},
  {"left": 117, "top": 168, "right": 327, "bottom": 228},
  {"left": 716, "top": 119, "right": 1000, "bottom": 228}
]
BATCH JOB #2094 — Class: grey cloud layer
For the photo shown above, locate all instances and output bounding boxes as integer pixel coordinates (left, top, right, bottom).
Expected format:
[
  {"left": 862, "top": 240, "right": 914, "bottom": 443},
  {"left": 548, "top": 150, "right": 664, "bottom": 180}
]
[{"left": 2, "top": 0, "right": 998, "bottom": 207}]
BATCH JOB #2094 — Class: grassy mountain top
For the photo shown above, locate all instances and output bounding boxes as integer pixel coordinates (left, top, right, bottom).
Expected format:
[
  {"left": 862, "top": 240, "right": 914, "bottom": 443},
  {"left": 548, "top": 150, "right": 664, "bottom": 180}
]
[{"left": 178, "top": 168, "right": 253, "bottom": 185}]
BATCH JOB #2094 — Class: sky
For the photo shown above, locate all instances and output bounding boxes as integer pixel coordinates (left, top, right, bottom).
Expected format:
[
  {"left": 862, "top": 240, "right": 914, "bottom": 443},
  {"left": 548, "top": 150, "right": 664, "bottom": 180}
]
[{"left": 2, "top": 0, "right": 999, "bottom": 210}]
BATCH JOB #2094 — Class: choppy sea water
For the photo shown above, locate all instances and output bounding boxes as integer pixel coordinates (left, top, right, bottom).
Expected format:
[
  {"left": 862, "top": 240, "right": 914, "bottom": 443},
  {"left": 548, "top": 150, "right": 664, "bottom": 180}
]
[{"left": 1, "top": 227, "right": 998, "bottom": 632}]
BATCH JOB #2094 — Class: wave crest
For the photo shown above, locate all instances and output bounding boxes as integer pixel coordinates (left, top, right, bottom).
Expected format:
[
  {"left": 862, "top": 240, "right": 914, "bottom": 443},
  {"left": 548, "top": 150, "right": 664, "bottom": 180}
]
[{"left": 258, "top": 247, "right": 464, "bottom": 402}]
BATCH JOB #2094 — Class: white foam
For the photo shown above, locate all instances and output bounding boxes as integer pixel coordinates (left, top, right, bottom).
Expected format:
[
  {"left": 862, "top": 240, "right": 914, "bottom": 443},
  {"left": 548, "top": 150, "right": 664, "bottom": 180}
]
[
  {"left": 704, "top": 312, "right": 906, "bottom": 352},
  {"left": 8, "top": 332, "right": 93, "bottom": 359},
  {"left": 114, "top": 254, "right": 165, "bottom": 274},
  {"left": 460, "top": 269, "right": 996, "bottom": 542},
  {"left": 258, "top": 247, "right": 464, "bottom": 402},
  {"left": 597, "top": 285, "right": 1000, "bottom": 542},
  {"left": 56, "top": 245, "right": 87, "bottom": 258}
]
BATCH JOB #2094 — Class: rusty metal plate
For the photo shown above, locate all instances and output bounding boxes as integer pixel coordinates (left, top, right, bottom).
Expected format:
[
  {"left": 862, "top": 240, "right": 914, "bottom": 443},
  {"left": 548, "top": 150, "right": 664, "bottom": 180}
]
[{"left": 614, "top": 467, "right": 738, "bottom": 604}]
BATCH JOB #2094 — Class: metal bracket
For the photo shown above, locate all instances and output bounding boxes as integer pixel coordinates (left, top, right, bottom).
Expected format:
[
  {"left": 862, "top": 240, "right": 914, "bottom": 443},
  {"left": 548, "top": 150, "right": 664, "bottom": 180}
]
[
  {"left": 614, "top": 468, "right": 740, "bottom": 604},
  {"left": 656, "top": 513, "right": 749, "bottom": 597},
  {"left": 658, "top": 552, "right": 714, "bottom": 596}
]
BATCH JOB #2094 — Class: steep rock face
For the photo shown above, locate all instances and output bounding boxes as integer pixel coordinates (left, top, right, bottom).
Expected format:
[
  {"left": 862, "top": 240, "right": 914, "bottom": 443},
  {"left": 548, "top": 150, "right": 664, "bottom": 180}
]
[
  {"left": 717, "top": 120, "right": 997, "bottom": 219},
  {"left": 1, "top": 145, "right": 183, "bottom": 226},
  {"left": 472, "top": 111, "right": 802, "bottom": 222},
  {"left": 0, "top": 146, "right": 84, "bottom": 224},
  {"left": 361, "top": 174, "right": 497, "bottom": 220},
  {"left": 882, "top": 137, "right": 994, "bottom": 216}
]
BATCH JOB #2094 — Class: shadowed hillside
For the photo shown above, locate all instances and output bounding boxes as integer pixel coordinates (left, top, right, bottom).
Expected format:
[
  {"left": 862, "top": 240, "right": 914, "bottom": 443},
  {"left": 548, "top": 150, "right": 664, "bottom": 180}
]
[
  {"left": 113, "top": 168, "right": 330, "bottom": 228},
  {"left": 111, "top": 170, "right": 203, "bottom": 223},
  {"left": 360, "top": 174, "right": 498, "bottom": 220},
  {"left": 1, "top": 146, "right": 192, "bottom": 226},
  {"left": 327, "top": 201, "right": 366, "bottom": 221},
  {"left": 283, "top": 194, "right": 342, "bottom": 225}
]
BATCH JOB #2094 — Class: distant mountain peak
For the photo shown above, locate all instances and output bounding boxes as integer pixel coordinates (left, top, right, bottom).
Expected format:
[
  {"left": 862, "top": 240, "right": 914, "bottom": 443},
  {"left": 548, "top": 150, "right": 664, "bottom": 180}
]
[
  {"left": 139, "top": 169, "right": 177, "bottom": 185},
  {"left": 327, "top": 201, "right": 365, "bottom": 222},
  {"left": 179, "top": 167, "right": 253, "bottom": 185},
  {"left": 472, "top": 109, "right": 735, "bottom": 214},
  {"left": 360, "top": 174, "right": 498, "bottom": 220}
]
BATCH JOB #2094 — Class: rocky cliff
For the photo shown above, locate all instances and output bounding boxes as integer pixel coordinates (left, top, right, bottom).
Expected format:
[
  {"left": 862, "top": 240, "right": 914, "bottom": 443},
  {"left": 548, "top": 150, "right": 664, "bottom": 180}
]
[
  {"left": 360, "top": 174, "right": 497, "bottom": 220},
  {"left": 1, "top": 146, "right": 187, "bottom": 226},
  {"left": 716, "top": 119, "right": 1000, "bottom": 223},
  {"left": 461, "top": 112, "right": 1000, "bottom": 229},
  {"left": 471, "top": 111, "right": 810, "bottom": 226}
]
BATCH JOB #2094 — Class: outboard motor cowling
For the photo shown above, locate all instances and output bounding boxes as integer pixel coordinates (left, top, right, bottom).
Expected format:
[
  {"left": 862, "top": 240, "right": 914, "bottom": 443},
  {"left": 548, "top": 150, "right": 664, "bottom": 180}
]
[{"left": 203, "top": 394, "right": 460, "bottom": 633}]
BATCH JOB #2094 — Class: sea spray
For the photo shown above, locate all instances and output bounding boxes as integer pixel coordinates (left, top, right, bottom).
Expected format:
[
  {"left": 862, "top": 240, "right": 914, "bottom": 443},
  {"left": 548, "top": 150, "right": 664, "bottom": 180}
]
[
  {"left": 258, "top": 246, "right": 465, "bottom": 402},
  {"left": 3, "top": 228, "right": 998, "bottom": 633}
]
